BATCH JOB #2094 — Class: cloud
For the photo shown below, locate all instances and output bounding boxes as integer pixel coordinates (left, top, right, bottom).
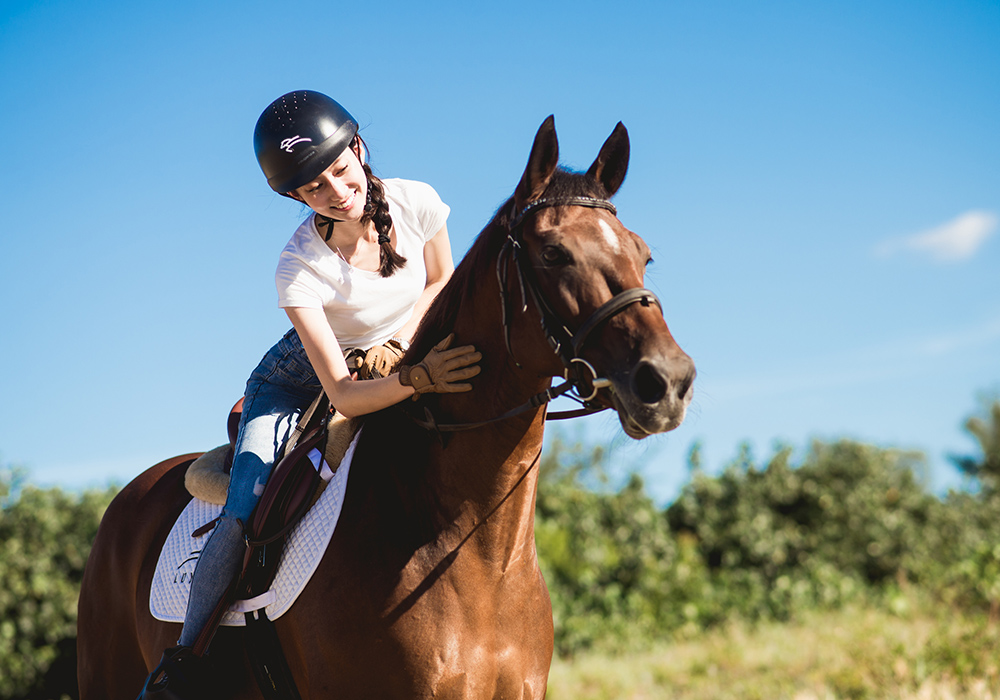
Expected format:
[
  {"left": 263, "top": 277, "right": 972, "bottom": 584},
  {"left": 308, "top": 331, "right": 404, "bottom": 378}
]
[{"left": 876, "top": 210, "right": 998, "bottom": 262}]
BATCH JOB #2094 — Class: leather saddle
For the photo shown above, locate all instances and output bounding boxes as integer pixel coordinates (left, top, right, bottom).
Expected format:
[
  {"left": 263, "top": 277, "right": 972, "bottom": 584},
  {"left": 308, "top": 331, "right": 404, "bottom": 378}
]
[{"left": 190, "top": 393, "right": 335, "bottom": 656}]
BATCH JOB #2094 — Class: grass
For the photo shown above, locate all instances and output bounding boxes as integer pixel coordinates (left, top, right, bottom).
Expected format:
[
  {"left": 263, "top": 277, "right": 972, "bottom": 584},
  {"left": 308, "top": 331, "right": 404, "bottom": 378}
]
[{"left": 547, "top": 603, "right": 1000, "bottom": 699}]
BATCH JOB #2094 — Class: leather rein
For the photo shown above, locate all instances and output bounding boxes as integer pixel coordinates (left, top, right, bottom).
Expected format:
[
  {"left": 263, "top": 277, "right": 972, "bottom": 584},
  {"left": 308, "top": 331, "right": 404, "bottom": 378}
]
[{"left": 410, "top": 196, "right": 662, "bottom": 433}]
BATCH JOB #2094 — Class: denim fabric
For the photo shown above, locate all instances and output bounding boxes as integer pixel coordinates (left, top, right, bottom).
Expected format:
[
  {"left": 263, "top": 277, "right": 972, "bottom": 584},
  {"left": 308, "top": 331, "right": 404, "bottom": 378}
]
[{"left": 178, "top": 329, "right": 322, "bottom": 647}]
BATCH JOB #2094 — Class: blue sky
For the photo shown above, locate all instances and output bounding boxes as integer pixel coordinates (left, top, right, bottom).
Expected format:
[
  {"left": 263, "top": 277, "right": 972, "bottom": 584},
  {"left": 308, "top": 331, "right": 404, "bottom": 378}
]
[{"left": 1, "top": 0, "right": 997, "bottom": 503}]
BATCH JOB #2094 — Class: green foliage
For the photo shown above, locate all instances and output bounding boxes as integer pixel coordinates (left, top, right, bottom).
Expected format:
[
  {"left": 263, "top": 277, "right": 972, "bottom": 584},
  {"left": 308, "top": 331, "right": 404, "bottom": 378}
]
[
  {"left": 537, "top": 419, "right": 1000, "bottom": 656},
  {"left": 949, "top": 394, "right": 1000, "bottom": 491},
  {"left": 666, "top": 439, "right": 935, "bottom": 623},
  {"left": 4, "top": 397, "right": 1000, "bottom": 691},
  {"left": 915, "top": 399, "right": 1000, "bottom": 613},
  {"left": 0, "top": 466, "right": 116, "bottom": 699},
  {"left": 911, "top": 489, "right": 1000, "bottom": 613},
  {"left": 535, "top": 437, "right": 683, "bottom": 655}
]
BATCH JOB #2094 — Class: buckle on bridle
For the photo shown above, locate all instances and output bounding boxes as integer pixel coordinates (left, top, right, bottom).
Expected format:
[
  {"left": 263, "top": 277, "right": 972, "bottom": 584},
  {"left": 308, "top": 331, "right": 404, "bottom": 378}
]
[{"left": 567, "top": 357, "right": 612, "bottom": 402}]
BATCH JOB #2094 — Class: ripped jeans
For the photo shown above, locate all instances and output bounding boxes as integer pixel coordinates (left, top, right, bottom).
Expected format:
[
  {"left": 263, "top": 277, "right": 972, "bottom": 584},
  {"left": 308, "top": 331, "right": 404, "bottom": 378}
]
[{"left": 178, "top": 328, "right": 322, "bottom": 647}]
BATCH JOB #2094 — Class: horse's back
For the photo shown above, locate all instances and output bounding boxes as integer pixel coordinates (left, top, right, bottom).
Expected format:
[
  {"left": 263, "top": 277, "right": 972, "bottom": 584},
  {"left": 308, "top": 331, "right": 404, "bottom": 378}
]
[{"left": 77, "top": 454, "right": 198, "bottom": 700}]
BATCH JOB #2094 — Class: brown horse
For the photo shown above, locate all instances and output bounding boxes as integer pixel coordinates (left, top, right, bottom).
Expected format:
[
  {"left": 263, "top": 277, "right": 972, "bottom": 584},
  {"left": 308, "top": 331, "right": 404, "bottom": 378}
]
[{"left": 78, "top": 116, "right": 695, "bottom": 699}]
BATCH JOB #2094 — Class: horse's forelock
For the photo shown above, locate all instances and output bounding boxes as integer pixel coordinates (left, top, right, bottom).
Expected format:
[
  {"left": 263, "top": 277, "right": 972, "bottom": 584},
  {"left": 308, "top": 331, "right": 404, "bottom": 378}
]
[{"left": 539, "top": 166, "right": 611, "bottom": 201}]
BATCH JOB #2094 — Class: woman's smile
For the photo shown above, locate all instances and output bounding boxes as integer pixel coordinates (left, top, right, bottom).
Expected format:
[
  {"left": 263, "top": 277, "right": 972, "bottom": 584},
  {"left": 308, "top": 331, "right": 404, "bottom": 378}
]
[{"left": 331, "top": 189, "right": 357, "bottom": 212}]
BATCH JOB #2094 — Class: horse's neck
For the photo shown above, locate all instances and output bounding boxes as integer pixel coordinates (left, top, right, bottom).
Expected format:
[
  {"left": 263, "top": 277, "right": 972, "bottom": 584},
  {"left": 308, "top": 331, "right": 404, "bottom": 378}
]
[
  {"left": 429, "top": 412, "right": 546, "bottom": 571},
  {"left": 425, "top": 331, "right": 554, "bottom": 569},
  {"left": 402, "top": 229, "right": 561, "bottom": 567}
]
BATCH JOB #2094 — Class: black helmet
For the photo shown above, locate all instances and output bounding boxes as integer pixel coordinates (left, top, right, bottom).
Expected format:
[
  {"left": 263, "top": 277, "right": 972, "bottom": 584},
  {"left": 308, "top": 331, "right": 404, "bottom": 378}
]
[{"left": 253, "top": 90, "right": 359, "bottom": 194}]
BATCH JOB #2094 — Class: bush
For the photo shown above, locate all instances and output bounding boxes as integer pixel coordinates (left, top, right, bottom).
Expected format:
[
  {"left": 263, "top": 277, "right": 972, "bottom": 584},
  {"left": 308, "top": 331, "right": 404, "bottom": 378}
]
[
  {"left": 535, "top": 437, "right": 689, "bottom": 655},
  {"left": 3, "top": 397, "right": 999, "bottom": 681},
  {"left": 0, "top": 467, "right": 116, "bottom": 699}
]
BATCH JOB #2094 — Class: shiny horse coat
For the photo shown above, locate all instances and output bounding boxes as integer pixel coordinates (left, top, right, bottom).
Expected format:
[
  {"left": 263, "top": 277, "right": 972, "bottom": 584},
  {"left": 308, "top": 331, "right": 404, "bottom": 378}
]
[{"left": 78, "top": 116, "right": 695, "bottom": 699}]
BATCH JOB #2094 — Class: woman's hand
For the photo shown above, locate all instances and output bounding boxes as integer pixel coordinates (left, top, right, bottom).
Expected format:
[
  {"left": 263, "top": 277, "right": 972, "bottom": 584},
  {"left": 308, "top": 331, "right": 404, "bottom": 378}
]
[
  {"left": 399, "top": 334, "right": 482, "bottom": 394},
  {"left": 359, "top": 339, "right": 407, "bottom": 379},
  {"left": 285, "top": 307, "right": 414, "bottom": 417}
]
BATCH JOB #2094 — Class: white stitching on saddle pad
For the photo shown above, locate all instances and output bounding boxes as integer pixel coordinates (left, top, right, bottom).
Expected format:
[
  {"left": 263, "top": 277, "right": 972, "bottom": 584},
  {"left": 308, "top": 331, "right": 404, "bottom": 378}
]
[{"left": 149, "top": 428, "right": 361, "bottom": 626}]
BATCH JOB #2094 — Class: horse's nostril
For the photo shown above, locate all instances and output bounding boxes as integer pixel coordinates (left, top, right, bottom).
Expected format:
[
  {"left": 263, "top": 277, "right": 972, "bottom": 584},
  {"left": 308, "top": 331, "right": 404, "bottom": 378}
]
[
  {"left": 676, "top": 373, "right": 694, "bottom": 401},
  {"left": 633, "top": 362, "right": 667, "bottom": 404}
]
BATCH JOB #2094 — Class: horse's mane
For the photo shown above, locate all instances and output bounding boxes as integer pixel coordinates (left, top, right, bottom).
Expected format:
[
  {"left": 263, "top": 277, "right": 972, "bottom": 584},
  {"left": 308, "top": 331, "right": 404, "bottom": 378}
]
[
  {"left": 407, "top": 167, "right": 611, "bottom": 361},
  {"left": 348, "top": 167, "right": 611, "bottom": 550}
]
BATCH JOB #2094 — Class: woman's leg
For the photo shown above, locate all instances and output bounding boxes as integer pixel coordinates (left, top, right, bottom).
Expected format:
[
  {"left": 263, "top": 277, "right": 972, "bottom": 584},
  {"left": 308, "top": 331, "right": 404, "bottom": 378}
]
[{"left": 177, "top": 331, "right": 321, "bottom": 648}]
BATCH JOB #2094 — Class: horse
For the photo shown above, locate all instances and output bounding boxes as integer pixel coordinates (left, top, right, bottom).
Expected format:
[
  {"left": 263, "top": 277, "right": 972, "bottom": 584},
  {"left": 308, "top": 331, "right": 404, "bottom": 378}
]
[{"left": 77, "top": 116, "right": 696, "bottom": 699}]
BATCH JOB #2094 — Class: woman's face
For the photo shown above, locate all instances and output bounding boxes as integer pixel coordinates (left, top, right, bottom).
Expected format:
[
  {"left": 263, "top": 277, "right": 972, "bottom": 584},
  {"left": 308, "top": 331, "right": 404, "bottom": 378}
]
[{"left": 290, "top": 143, "right": 367, "bottom": 220}]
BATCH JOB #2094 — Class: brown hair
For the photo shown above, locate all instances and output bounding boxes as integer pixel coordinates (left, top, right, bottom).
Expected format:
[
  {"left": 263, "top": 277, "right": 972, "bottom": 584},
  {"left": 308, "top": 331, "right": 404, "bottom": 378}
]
[
  {"left": 359, "top": 146, "right": 407, "bottom": 277},
  {"left": 312, "top": 136, "right": 407, "bottom": 278}
]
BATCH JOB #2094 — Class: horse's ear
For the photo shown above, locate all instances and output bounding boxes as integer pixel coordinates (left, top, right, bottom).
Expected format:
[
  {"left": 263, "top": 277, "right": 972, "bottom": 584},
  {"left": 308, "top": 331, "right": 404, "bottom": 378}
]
[
  {"left": 514, "top": 115, "right": 559, "bottom": 210},
  {"left": 586, "top": 122, "right": 629, "bottom": 197}
]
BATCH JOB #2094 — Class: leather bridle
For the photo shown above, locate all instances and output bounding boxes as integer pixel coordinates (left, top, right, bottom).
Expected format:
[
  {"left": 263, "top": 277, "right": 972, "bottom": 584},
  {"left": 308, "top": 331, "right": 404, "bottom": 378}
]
[{"left": 411, "top": 196, "right": 662, "bottom": 432}]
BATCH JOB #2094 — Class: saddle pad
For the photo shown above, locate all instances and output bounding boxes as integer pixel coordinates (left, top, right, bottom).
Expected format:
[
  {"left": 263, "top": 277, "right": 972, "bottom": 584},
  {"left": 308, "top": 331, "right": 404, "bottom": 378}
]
[{"left": 149, "top": 428, "right": 361, "bottom": 626}]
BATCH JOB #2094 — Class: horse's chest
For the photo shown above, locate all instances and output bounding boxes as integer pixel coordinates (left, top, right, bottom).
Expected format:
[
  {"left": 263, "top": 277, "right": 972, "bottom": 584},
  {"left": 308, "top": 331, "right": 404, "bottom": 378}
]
[{"left": 381, "top": 561, "right": 553, "bottom": 696}]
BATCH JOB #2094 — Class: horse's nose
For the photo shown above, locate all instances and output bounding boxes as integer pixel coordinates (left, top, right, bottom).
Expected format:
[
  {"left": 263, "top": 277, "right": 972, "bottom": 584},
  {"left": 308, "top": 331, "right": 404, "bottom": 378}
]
[
  {"left": 674, "top": 358, "right": 696, "bottom": 402},
  {"left": 631, "top": 356, "right": 696, "bottom": 405},
  {"left": 631, "top": 360, "right": 667, "bottom": 404}
]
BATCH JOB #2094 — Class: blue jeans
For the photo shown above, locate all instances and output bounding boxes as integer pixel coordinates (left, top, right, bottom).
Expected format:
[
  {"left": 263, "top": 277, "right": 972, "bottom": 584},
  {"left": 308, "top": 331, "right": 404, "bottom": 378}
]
[{"left": 178, "top": 329, "right": 322, "bottom": 647}]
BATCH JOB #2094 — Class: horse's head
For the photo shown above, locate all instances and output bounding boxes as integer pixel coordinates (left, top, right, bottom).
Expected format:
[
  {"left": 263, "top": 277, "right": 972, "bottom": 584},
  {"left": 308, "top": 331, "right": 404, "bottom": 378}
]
[{"left": 504, "top": 116, "right": 696, "bottom": 438}]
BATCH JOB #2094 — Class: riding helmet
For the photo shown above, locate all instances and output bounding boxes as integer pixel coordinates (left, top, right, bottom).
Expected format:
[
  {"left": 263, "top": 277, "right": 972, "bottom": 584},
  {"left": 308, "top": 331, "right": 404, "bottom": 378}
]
[{"left": 254, "top": 90, "right": 359, "bottom": 194}]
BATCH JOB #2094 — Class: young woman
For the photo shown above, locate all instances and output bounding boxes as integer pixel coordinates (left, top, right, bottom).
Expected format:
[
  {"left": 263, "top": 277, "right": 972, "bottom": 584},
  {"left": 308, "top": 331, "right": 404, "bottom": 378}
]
[{"left": 139, "top": 90, "right": 481, "bottom": 697}]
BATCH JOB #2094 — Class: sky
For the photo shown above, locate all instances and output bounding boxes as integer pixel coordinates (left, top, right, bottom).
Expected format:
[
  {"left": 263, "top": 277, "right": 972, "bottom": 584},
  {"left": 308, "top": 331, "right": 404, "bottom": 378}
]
[{"left": 1, "top": 0, "right": 998, "bottom": 504}]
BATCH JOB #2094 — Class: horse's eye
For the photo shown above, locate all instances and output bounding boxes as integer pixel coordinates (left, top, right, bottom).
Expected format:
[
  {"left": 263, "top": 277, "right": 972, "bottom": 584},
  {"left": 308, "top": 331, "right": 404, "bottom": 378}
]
[{"left": 540, "top": 246, "right": 570, "bottom": 266}]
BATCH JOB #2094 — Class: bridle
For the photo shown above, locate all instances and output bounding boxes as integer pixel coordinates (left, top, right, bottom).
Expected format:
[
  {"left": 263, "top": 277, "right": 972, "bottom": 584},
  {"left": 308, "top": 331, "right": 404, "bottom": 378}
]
[{"left": 411, "top": 195, "right": 662, "bottom": 432}]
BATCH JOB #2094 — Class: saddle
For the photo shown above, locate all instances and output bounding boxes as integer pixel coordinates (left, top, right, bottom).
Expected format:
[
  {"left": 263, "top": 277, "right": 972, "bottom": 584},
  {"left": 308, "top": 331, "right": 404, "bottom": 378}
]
[
  {"left": 184, "top": 398, "right": 359, "bottom": 507},
  {"left": 184, "top": 340, "right": 398, "bottom": 506},
  {"left": 186, "top": 393, "right": 359, "bottom": 654},
  {"left": 179, "top": 342, "right": 397, "bottom": 698}
]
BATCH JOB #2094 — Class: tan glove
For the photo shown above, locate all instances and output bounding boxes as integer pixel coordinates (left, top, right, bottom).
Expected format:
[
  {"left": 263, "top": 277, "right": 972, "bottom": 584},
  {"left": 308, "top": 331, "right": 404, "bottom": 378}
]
[
  {"left": 359, "top": 339, "right": 407, "bottom": 379},
  {"left": 399, "top": 333, "right": 482, "bottom": 394}
]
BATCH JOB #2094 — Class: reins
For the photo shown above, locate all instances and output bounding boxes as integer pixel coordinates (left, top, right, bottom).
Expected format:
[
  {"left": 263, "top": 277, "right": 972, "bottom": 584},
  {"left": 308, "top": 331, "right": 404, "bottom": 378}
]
[{"left": 410, "top": 196, "right": 662, "bottom": 433}]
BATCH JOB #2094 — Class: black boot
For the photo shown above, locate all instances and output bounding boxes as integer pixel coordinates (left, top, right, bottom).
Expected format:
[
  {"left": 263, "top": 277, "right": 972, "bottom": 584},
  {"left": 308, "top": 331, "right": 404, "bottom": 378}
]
[{"left": 136, "top": 646, "right": 207, "bottom": 700}]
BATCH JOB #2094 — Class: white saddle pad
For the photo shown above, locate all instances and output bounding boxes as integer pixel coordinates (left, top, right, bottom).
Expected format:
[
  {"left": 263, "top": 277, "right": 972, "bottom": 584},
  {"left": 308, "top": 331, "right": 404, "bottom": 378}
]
[{"left": 149, "top": 428, "right": 360, "bottom": 626}]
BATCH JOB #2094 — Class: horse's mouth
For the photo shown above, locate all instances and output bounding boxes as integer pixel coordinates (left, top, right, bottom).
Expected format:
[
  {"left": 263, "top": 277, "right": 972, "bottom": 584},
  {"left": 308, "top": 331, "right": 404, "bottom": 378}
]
[
  {"left": 610, "top": 386, "right": 689, "bottom": 439},
  {"left": 622, "top": 411, "right": 654, "bottom": 439}
]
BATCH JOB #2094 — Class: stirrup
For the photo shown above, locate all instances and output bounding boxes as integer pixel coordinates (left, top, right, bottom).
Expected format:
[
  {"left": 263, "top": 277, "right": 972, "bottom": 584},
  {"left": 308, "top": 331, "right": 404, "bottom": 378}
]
[{"left": 136, "top": 646, "right": 206, "bottom": 700}]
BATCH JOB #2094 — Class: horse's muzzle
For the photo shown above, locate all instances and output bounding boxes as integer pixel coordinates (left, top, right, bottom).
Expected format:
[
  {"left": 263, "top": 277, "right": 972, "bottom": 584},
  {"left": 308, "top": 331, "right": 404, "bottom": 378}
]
[{"left": 612, "top": 352, "right": 696, "bottom": 438}]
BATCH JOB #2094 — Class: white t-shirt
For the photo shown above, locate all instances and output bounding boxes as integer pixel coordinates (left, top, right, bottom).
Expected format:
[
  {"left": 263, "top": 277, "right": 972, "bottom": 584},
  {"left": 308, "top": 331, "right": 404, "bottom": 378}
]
[{"left": 275, "top": 178, "right": 450, "bottom": 351}]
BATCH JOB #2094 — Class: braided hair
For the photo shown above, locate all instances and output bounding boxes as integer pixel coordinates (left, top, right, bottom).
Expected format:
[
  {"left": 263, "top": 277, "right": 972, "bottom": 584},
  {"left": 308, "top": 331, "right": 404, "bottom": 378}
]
[
  {"left": 315, "top": 138, "right": 407, "bottom": 278},
  {"left": 361, "top": 162, "right": 407, "bottom": 277}
]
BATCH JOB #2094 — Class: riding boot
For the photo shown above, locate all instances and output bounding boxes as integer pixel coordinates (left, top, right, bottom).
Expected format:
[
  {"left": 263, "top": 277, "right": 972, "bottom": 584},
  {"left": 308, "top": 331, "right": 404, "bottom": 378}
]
[{"left": 136, "top": 646, "right": 211, "bottom": 700}]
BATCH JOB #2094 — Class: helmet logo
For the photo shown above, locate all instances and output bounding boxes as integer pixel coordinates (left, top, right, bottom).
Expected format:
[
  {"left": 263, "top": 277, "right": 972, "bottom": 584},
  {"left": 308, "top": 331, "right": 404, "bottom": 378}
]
[{"left": 280, "top": 136, "right": 313, "bottom": 153}]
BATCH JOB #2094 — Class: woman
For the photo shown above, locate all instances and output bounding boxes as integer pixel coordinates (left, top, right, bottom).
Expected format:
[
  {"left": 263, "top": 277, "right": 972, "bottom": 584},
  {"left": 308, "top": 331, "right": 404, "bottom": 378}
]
[{"left": 139, "top": 90, "right": 481, "bottom": 698}]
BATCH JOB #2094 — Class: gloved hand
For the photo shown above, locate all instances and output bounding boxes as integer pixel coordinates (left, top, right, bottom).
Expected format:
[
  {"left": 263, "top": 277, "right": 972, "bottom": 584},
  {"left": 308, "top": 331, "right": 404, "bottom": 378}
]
[
  {"left": 359, "top": 338, "right": 407, "bottom": 379},
  {"left": 399, "top": 333, "right": 482, "bottom": 394}
]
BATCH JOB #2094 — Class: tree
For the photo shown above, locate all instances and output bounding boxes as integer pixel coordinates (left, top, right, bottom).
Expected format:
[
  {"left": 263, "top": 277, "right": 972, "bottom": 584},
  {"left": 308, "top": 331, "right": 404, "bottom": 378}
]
[
  {"left": 0, "top": 465, "right": 117, "bottom": 699},
  {"left": 950, "top": 395, "right": 1000, "bottom": 492}
]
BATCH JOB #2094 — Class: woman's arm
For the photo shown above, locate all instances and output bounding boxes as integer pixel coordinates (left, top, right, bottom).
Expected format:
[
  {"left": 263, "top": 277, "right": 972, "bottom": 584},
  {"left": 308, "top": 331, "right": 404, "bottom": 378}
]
[
  {"left": 394, "top": 224, "right": 454, "bottom": 342},
  {"left": 286, "top": 306, "right": 414, "bottom": 418}
]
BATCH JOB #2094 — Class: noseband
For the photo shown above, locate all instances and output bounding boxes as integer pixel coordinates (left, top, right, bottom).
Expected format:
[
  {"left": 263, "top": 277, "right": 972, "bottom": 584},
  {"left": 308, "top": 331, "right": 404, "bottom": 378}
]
[{"left": 411, "top": 196, "right": 662, "bottom": 433}]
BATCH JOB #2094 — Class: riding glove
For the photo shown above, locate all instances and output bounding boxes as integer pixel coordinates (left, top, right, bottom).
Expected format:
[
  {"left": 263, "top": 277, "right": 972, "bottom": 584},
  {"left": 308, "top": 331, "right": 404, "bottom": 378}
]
[
  {"left": 360, "top": 338, "right": 407, "bottom": 379},
  {"left": 399, "top": 333, "right": 481, "bottom": 394}
]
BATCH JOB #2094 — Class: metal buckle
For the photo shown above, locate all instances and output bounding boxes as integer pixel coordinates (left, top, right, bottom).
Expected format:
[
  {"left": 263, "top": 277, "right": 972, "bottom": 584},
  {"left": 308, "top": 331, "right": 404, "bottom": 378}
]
[{"left": 567, "top": 357, "right": 612, "bottom": 402}]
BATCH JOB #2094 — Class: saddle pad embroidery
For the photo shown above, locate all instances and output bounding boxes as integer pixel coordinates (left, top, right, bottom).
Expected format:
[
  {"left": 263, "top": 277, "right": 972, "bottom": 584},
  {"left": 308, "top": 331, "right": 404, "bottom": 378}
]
[{"left": 149, "top": 428, "right": 361, "bottom": 626}]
